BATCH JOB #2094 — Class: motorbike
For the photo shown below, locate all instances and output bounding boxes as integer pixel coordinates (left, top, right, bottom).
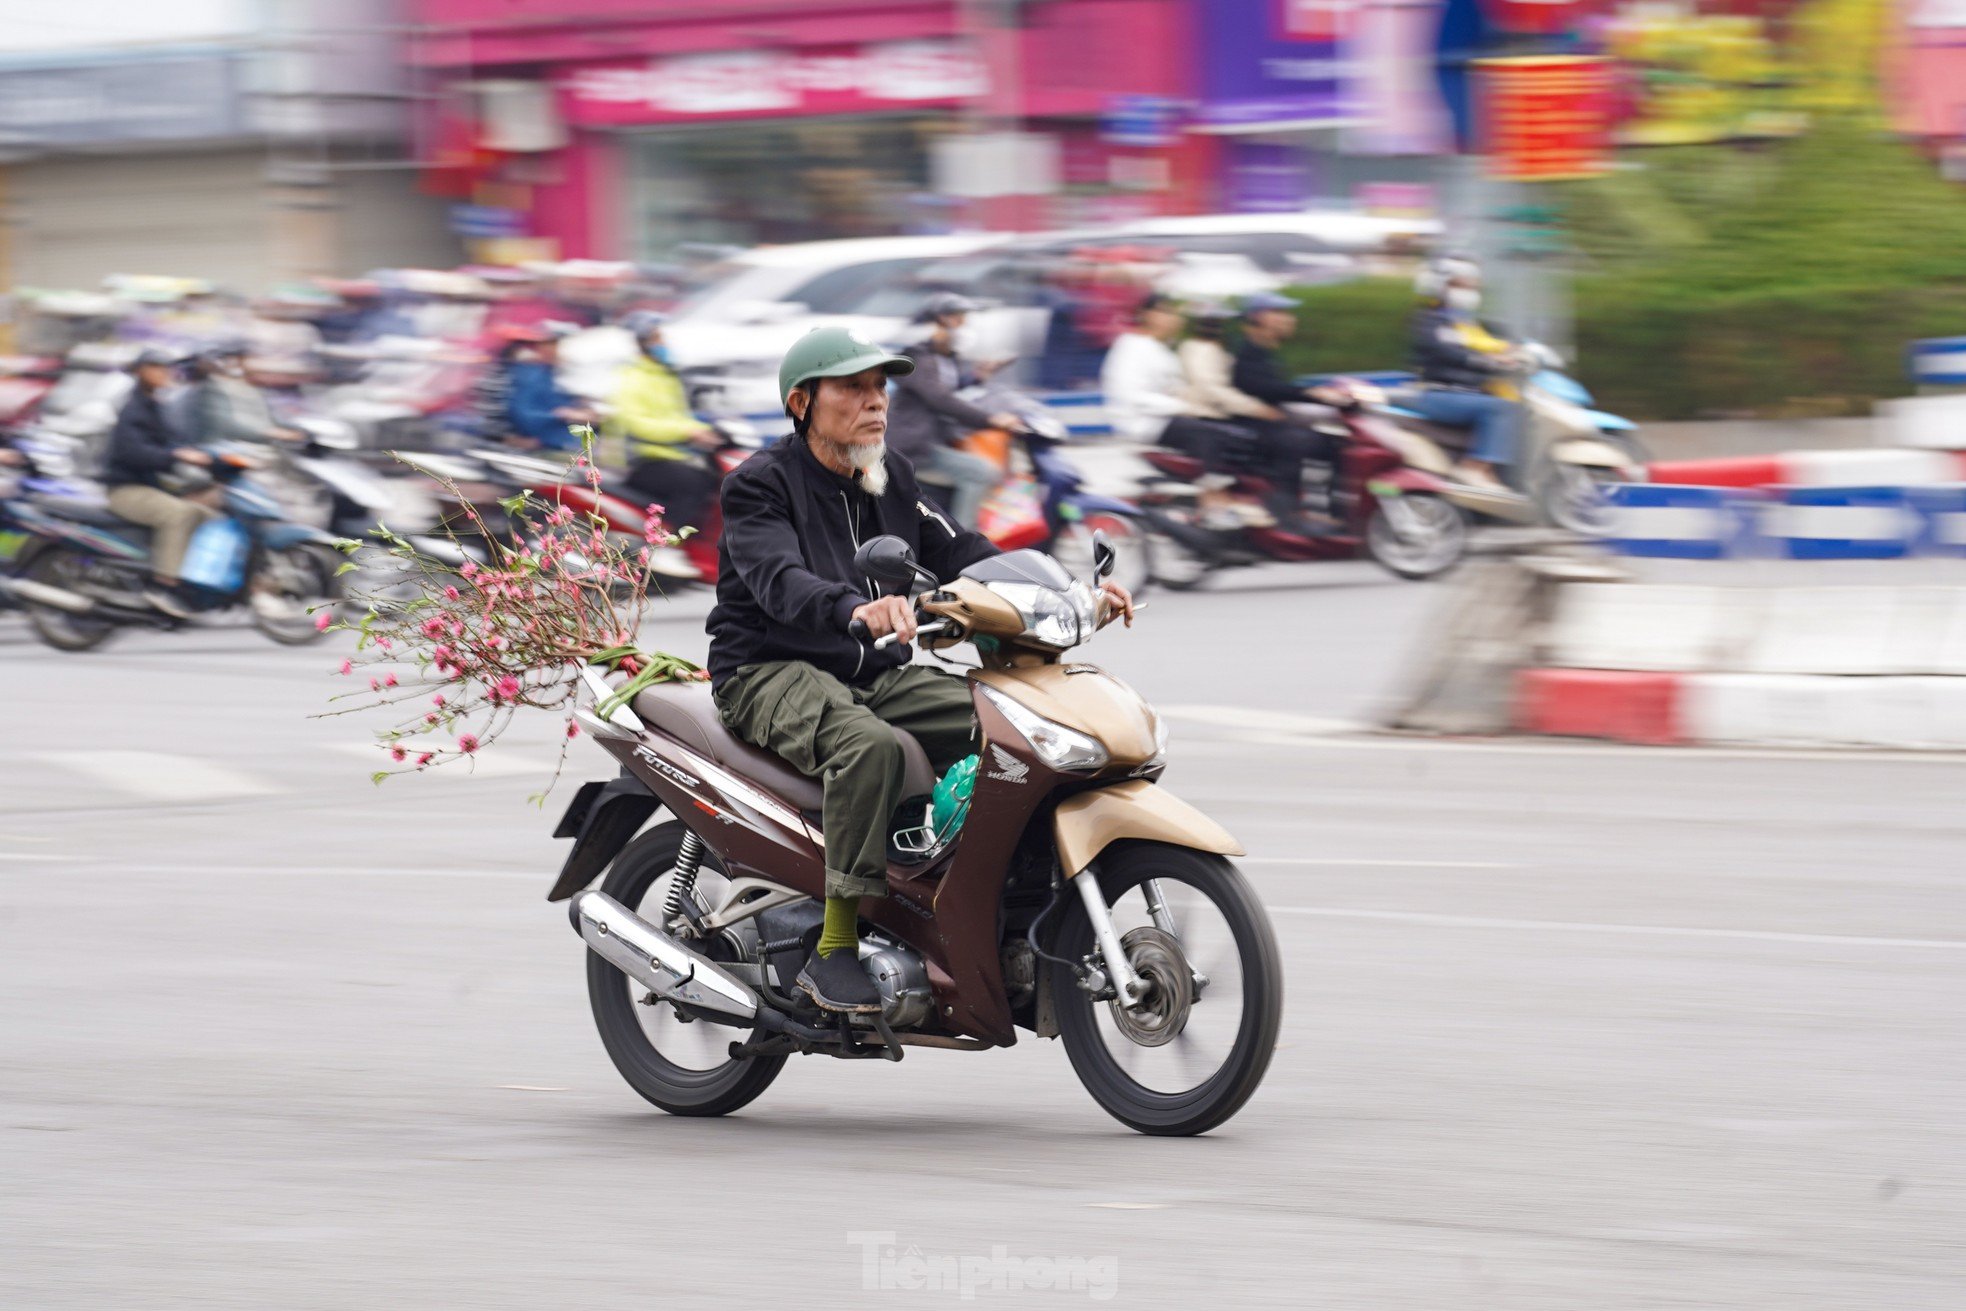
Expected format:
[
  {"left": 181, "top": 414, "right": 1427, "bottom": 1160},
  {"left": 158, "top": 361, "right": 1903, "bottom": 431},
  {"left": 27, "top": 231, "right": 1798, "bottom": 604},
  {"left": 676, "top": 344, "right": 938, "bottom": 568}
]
[
  {"left": 1380, "top": 346, "right": 1643, "bottom": 535},
  {"left": 1137, "top": 384, "right": 1470, "bottom": 585},
  {"left": 551, "top": 532, "right": 1283, "bottom": 1135},
  {"left": 926, "top": 382, "right": 1155, "bottom": 597},
  {"left": 1, "top": 445, "right": 343, "bottom": 651}
]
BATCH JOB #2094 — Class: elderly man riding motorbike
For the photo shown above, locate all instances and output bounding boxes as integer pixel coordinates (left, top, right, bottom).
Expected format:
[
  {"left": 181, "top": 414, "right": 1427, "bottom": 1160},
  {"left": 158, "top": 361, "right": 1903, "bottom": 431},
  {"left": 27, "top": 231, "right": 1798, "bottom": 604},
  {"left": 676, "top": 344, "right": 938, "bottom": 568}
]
[{"left": 707, "top": 327, "right": 1134, "bottom": 1011}]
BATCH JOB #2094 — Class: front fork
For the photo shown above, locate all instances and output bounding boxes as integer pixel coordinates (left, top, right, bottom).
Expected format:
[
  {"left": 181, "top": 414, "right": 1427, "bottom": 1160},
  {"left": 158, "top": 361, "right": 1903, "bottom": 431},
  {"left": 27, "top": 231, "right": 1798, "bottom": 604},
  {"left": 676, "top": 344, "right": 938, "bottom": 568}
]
[
  {"left": 1075, "top": 871, "right": 1148, "bottom": 1007},
  {"left": 1076, "top": 872, "right": 1205, "bottom": 1007}
]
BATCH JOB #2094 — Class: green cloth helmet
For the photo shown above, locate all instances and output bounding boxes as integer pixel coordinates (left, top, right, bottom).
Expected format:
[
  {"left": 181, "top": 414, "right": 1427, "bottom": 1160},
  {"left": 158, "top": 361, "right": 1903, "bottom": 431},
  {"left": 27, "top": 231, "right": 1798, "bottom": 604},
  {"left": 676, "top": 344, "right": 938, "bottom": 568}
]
[
  {"left": 928, "top": 753, "right": 977, "bottom": 845},
  {"left": 776, "top": 326, "right": 914, "bottom": 406}
]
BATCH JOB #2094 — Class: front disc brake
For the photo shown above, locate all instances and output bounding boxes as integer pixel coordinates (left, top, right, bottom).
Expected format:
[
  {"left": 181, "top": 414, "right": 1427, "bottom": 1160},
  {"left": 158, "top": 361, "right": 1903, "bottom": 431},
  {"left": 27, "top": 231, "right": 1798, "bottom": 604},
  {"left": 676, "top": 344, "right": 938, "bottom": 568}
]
[{"left": 1108, "top": 926, "right": 1194, "bottom": 1047}]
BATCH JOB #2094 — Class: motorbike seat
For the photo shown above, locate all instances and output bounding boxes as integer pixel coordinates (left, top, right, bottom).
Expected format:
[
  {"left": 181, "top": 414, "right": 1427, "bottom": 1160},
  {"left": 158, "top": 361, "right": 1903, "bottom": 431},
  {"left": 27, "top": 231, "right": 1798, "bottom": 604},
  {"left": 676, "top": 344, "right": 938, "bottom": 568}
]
[
  {"left": 1144, "top": 450, "right": 1205, "bottom": 480},
  {"left": 32, "top": 497, "right": 136, "bottom": 529},
  {"left": 630, "top": 682, "right": 936, "bottom": 814}
]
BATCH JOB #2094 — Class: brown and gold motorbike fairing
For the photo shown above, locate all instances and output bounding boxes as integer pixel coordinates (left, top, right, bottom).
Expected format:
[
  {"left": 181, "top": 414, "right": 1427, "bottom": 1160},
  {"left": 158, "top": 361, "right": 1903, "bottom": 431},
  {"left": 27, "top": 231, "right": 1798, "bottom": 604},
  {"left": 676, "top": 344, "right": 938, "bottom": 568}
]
[{"left": 562, "top": 574, "right": 1241, "bottom": 1046}]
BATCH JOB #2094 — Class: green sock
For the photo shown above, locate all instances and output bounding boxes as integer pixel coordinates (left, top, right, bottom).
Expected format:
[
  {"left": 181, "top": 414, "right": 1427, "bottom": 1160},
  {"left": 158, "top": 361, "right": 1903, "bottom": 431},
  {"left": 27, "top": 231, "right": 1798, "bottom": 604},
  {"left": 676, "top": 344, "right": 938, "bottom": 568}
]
[{"left": 816, "top": 895, "right": 859, "bottom": 959}]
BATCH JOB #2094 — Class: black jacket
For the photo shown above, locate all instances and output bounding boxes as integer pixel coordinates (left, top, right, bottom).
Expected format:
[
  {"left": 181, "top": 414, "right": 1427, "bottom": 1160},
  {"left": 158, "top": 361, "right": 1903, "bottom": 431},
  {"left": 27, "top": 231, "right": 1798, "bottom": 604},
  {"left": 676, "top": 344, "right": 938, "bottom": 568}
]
[
  {"left": 1409, "top": 305, "right": 1512, "bottom": 391},
  {"left": 883, "top": 344, "right": 994, "bottom": 462},
  {"left": 102, "top": 387, "right": 182, "bottom": 488},
  {"left": 1231, "top": 340, "right": 1310, "bottom": 408},
  {"left": 706, "top": 434, "right": 998, "bottom": 688}
]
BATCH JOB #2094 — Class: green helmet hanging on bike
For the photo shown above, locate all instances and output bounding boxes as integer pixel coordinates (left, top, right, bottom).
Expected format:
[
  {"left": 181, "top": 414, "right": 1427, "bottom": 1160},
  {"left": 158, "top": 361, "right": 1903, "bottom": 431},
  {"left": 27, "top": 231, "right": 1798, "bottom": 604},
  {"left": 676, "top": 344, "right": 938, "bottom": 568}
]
[{"left": 776, "top": 326, "right": 914, "bottom": 407}]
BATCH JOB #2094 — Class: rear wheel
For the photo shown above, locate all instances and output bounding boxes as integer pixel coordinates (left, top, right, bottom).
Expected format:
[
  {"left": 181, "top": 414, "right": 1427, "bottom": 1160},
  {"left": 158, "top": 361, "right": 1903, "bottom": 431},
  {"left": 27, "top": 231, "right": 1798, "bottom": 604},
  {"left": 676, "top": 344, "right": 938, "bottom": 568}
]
[
  {"left": 588, "top": 823, "right": 786, "bottom": 1117},
  {"left": 1051, "top": 843, "right": 1284, "bottom": 1136},
  {"left": 1364, "top": 493, "right": 1466, "bottom": 580},
  {"left": 21, "top": 546, "right": 118, "bottom": 652},
  {"left": 1144, "top": 515, "right": 1213, "bottom": 591}
]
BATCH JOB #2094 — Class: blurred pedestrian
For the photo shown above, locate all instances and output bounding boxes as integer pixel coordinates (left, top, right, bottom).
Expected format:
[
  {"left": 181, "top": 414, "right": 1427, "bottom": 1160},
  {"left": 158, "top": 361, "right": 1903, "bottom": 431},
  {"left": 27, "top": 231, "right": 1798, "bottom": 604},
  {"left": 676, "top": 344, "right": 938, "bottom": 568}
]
[
  {"left": 609, "top": 311, "right": 721, "bottom": 532},
  {"left": 503, "top": 325, "right": 597, "bottom": 454},
  {"left": 1404, "top": 255, "right": 1524, "bottom": 491},
  {"left": 887, "top": 293, "right": 1017, "bottom": 529},
  {"left": 102, "top": 349, "right": 216, "bottom": 620}
]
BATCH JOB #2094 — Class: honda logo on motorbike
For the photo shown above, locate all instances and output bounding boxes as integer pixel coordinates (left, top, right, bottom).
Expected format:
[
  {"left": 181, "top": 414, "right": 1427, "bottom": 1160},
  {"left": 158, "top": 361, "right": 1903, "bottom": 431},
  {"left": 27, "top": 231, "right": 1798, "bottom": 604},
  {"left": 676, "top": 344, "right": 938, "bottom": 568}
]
[{"left": 985, "top": 743, "right": 1029, "bottom": 785}]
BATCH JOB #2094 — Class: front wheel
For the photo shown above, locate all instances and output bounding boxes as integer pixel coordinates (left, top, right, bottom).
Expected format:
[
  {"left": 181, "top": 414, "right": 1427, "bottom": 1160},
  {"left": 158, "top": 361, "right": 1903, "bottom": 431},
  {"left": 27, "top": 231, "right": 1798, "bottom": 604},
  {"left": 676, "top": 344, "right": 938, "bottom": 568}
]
[
  {"left": 588, "top": 823, "right": 786, "bottom": 1117},
  {"left": 1364, "top": 492, "right": 1467, "bottom": 580},
  {"left": 1535, "top": 461, "right": 1632, "bottom": 537},
  {"left": 250, "top": 544, "right": 340, "bottom": 645},
  {"left": 1051, "top": 842, "right": 1284, "bottom": 1136}
]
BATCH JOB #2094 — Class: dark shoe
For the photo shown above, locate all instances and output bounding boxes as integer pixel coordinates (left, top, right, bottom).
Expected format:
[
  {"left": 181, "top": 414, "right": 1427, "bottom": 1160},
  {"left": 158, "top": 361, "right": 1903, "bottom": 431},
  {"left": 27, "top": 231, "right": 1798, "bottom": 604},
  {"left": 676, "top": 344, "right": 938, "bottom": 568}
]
[{"left": 796, "top": 946, "right": 884, "bottom": 1014}]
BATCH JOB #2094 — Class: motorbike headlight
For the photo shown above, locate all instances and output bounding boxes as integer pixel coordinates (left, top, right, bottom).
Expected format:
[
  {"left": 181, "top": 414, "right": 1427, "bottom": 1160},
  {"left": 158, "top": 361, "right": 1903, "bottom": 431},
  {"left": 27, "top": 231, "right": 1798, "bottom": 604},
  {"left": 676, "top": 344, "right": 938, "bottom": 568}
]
[
  {"left": 977, "top": 683, "right": 1109, "bottom": 773},
  {"left": 986, "top": 579, "right": 1098, "bottom": 651}
]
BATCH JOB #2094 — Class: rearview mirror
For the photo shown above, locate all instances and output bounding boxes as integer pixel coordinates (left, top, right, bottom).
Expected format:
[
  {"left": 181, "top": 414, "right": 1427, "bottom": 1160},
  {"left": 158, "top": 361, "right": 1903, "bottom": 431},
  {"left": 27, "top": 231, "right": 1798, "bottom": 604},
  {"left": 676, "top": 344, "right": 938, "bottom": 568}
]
[
  {"left": 1090, "top": 529, "right": 1117, "bottom": 582},
  {"left": 853, "top": 534, "right": 922, "bottom": 587}
]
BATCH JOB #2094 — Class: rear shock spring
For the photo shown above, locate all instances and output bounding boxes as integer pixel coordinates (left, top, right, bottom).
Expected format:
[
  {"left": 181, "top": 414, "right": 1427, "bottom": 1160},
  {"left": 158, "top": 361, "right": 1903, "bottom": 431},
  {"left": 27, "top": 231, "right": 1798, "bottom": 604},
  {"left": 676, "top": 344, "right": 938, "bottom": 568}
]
[{"left": 661, "top": 831, "right": 707, "bottom": 923}]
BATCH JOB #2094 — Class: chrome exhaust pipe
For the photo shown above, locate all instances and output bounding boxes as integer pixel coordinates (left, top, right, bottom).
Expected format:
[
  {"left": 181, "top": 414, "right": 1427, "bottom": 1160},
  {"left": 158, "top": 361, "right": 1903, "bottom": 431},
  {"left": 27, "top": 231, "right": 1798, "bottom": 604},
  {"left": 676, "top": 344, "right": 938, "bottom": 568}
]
[
  {"left": 1, "top": 578, "right": 98, "bottom": 614},
  {"left": 569, "top": 890, "right": 758, "bottom": 1024}
]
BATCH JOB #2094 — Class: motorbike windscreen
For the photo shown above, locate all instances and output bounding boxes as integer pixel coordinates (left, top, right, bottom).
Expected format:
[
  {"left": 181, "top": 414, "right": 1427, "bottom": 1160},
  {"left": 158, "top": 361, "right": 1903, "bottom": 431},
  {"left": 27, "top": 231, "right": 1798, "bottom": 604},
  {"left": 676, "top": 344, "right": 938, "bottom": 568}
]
[{"left": 959, "top": 549, "right": 1074, "bottom": 592}]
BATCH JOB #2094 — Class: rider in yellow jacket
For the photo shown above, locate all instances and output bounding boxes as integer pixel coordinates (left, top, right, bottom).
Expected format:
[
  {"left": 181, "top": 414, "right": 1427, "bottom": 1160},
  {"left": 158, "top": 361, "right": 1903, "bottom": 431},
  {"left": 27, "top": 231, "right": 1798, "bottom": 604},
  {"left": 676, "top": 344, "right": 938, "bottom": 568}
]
[{"left": 608, "top": 311, "right": 721, "bottom": 531}]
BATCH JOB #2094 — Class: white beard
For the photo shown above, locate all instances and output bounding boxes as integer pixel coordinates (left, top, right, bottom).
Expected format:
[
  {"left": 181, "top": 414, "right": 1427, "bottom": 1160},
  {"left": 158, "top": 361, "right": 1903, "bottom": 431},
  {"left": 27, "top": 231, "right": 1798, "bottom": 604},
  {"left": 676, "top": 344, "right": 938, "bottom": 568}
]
[{"left": 846, "top": 441, "right": 889, "bottom": 497}]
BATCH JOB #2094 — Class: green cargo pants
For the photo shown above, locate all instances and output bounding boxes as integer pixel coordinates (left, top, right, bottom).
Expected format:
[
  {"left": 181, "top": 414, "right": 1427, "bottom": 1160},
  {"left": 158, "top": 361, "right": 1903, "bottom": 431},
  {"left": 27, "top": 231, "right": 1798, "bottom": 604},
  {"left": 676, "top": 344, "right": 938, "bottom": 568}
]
[{"left": 715, "top": 661, "right": 979, "bottom": 899}]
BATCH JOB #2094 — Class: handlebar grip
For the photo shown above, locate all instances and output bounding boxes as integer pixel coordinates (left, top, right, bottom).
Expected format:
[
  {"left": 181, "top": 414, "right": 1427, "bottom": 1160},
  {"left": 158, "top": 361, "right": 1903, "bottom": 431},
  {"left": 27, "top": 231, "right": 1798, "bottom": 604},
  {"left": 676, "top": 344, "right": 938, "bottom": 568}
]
[{"left": 847, "top": 618, "right": 870, "bottom": 641}]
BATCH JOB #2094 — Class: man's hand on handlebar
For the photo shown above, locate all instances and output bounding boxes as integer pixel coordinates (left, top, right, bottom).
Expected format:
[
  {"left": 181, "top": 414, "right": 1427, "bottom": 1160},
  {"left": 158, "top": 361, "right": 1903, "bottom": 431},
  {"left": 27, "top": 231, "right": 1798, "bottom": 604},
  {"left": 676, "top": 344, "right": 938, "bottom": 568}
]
[{"left": 850, "top": 595, "right": 917, "bottom": 644}]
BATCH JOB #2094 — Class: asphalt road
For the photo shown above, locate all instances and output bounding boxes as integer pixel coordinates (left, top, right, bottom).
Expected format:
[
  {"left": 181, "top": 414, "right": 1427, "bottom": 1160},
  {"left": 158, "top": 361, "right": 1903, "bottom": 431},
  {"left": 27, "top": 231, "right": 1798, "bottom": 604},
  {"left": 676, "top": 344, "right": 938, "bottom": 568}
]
[{"left": 2, "top": 567, "right": 1962, "bottom": 1309}]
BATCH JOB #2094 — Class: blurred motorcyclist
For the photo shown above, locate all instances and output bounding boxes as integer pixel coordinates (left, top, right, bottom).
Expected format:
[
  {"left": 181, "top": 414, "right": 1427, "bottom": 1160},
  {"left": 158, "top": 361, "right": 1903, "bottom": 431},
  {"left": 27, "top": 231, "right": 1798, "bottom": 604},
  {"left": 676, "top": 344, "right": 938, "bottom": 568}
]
[
  {"left": 1103, "top": 295, "right": 1271, "bottom": 527},
  {"left": 186, "top": 342, "right": 302, "bottom": 446},
  {"left": 1228, "top": 293, "right": 1344, "bottom": 529},
  {"left": 609, "top": 310, "right": 721, "bottom": 532},
  {"left": 1405, "top": 255, "right": 1524, "bottom": 492},
  {"left": 503, "top": 324, "right": 597, "bottom": 453},
  {"left": 887, "top": 292, "right": 1016, "bottom": 529},
  {"left": 102, "top": 349, "right": 216, "bottom": 620}
]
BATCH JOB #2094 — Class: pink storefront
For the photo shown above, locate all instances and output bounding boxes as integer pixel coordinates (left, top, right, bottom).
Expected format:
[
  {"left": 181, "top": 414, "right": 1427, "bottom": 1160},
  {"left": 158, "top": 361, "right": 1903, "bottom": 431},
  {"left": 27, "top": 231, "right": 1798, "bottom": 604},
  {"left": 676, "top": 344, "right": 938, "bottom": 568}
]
[{"left": 408, "top": 0, "right": 1209, "bottom": 260}]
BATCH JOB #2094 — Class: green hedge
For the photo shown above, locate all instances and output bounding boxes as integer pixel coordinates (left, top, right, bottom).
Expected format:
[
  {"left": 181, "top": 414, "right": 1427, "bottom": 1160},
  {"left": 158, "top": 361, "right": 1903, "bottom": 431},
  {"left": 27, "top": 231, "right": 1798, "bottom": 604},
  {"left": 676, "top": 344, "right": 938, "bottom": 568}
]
[{"left": 1269, "top": 121, "right": 1966, "bottom": 421}]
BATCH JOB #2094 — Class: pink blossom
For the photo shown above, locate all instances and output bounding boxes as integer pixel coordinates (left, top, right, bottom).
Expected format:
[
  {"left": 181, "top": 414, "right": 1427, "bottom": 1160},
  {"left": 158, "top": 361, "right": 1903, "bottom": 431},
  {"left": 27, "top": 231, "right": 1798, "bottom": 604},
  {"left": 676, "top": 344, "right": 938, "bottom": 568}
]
[
  {"left": 383, "top": 673, "right": 398, "bottom": 689},
  {"left": 457, "top": 733, "right": 480, "bottom": 754},
  {"left": 315, "top": 610, "right": 332, "bottom": 631},
  {"left": 425, "top": 712, "right": 439, "bottom": 725},
  {"left": 375, "top": 637, "right": 392, "bottom": 651},
  {"left": 415, "top": 752, "right": 433, "bottom": 768},
  {"left": 389, "top": 745, "right": 407, "bottom": 762},
  {"left": 337, "top": 659, "right": 352, "bottom": 676},
  {"left": 443, "top": 585, "right": 460, "bottom": 601},
  {"left": 495, "top": 674, "right": 522, "bottom": 703},
  {"left": 432, "top": 644, "right": 453, "bottom": 665},
  {"left": 432, "top": 694, "right": 446, "bottom": 709},
  {"left": 369, "top": 678, "right": 381, "bottom": 692},
  {"left": 422, "top": 617, "right": 446, "bottom": 638},
  {"left": 643, "top": 502, "right": 666, "bottom": 519},
  {"left": 566, "top": 721, "right": 580, "bottom": 739},
  {"left": 459, "top": 560, "right": 477, "bottom": 578}
]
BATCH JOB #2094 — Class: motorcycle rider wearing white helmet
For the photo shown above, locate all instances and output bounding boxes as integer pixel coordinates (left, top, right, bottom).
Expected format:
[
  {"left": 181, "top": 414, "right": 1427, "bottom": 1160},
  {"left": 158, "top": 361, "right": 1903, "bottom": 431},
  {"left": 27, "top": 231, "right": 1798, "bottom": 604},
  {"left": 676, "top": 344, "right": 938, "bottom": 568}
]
[{"left": 1405, "top": 254, "right": 1527, "bottom": 492}]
